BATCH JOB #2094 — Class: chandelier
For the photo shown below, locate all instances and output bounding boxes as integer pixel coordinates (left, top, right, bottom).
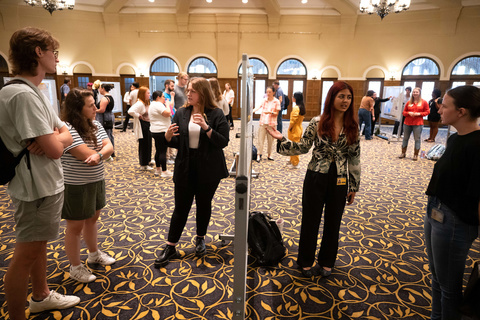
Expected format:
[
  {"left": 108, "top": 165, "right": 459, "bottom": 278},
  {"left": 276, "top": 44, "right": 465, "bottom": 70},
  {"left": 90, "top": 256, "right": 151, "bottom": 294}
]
[
  {"left": 359, "top": 0, "right": 410, "bottom": 20},
  {"left": 24, "top": 0, "right": 75, "bottom": 15}
]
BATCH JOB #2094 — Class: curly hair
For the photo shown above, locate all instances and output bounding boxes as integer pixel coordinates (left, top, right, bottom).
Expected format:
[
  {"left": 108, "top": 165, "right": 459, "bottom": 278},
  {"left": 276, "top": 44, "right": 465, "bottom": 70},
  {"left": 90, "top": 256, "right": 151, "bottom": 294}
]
[{"left": 61, "top": 88, "right": 98, "bottom": 146}]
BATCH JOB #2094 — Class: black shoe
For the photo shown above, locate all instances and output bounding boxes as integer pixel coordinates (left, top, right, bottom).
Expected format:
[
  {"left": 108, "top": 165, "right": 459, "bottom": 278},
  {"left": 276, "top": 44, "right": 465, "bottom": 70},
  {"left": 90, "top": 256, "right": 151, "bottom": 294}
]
[
  {"left": 319, "top": 267, "right": 332, "bottom": 277},
  {"left": 256, "top": 155, "right": 262, "bottom": 163},
  {"left": 195, "top": 237, "right": 206, "bottom": 256},
  {"left": 300, "top": 267, "right": 317, "bottom": 278},
  {"left": 154, "top": 245, "right": 177, "bottom": 268},
  {"left": 267, "top": 157, "right": 274, "bottom": 161}
]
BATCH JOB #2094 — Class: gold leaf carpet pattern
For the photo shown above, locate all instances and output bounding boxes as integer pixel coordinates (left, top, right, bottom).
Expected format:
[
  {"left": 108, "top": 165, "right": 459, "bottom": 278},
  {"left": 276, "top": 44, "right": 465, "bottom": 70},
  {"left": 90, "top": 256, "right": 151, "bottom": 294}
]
[{"left": 0, "top": 122, "right": 479, "bottom": 320}]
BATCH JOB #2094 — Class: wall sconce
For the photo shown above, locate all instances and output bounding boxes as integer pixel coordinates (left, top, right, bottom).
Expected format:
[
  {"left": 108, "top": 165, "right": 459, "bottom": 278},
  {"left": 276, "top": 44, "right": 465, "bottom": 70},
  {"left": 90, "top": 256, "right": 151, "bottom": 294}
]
[
  {"left": 389, "top": 70, "right": 397, "bottom": 81},
  {"left": 311, "top": 69, "right": 319, "bottom": 81},
  {"left": 58, "top": 64, "right": 69, "bottom": 75}
]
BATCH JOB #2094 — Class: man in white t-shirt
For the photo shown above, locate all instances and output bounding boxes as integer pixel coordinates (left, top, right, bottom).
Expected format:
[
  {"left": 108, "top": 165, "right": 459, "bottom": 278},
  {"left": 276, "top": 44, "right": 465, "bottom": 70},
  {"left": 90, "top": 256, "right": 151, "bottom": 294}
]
[
  {"left": 128, "top": 81, "right": 140, "bottom": 108},
  {"left": 0, "top": 27, "right": 79, "bottom": 318}
]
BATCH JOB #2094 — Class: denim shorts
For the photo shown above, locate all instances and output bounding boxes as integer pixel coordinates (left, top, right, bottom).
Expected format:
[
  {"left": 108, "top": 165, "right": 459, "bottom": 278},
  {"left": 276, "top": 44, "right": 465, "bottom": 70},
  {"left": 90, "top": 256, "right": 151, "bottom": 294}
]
[
  {"left": 62, "top": 180, "right": 106, "bottom": 220},
  {"left": 12, "top": 192, "right": 64, "bottom": 242}
]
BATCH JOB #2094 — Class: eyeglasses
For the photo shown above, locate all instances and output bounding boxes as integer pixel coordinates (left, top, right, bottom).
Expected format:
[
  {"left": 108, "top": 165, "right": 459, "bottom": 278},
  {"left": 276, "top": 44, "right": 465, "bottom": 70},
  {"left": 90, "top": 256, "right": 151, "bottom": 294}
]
[{"left": 47, "top": 49, "right": 59, "bottom": 59}]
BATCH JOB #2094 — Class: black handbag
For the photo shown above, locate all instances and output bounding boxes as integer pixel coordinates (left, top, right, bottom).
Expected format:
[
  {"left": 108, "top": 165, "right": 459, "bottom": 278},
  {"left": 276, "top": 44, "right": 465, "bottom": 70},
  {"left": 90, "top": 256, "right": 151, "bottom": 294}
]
[{"left": 461, "top": 261, "right": 480, "bottom": 319}]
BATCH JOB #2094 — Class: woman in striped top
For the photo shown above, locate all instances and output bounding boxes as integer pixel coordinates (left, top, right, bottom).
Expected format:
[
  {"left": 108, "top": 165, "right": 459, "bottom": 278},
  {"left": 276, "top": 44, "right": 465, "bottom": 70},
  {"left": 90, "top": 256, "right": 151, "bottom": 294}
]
[{"left": 60, "top": 88, "right": 116, "bottom": 283}]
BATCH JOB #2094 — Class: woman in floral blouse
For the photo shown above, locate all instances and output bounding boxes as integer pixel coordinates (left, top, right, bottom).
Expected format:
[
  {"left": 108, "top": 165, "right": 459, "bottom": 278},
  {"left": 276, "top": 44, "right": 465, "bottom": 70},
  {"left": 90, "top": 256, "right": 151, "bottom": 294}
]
[{"left": 267, "top": 81, "right": 361, "bottom": 278}]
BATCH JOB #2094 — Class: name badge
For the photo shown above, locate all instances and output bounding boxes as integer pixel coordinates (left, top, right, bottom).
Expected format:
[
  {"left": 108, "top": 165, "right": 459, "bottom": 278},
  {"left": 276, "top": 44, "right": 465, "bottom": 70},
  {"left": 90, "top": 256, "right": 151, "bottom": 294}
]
[{"left": 337, "top": 177, "right": 346, "bottom": 185}]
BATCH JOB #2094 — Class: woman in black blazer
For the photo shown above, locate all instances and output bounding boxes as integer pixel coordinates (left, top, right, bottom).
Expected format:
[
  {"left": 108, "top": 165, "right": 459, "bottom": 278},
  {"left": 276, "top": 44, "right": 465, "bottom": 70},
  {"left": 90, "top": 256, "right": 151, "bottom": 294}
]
[{"left": 155, "top": 77, "right": 230, "bottom": 268}]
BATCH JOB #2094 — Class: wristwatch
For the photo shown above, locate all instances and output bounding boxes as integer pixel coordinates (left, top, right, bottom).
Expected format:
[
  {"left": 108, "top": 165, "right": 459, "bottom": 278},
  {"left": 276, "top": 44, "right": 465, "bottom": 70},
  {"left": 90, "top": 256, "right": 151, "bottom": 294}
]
[
  {"left": 205, "top": 126, "right": 212, "bottom": 133},
  {"left": 97, "top": 152, "right": 103, "bottom": 160}
]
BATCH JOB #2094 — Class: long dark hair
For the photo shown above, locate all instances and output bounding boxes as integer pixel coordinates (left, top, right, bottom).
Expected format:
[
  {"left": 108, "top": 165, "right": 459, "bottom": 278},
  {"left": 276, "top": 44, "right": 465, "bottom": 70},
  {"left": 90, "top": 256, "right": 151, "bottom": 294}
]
[
  {"left": 61, "top": 88, "right": 97, "bottom": 146},
  {"left": 186, "top": 77, "right": 218, "bottom": 113},
  {"left": 293, "top": 91, "right": 306, "bottom": 116},
  {"left": 318, "top": 81, "right": 358, "bottom": 145}
]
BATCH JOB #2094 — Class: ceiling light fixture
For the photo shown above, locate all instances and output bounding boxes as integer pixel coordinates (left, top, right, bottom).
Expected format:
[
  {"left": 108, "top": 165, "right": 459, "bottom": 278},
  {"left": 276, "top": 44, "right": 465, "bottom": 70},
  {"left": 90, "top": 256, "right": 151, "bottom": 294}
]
[
  {"left": 301, "top": 0, "right": 308, "bottom": 3},
  {"left": 359, "top": 0, "right": 410, "bottom": 20},
  {"left": 24, "top": 0, "right": 75, "bottom": 15},
  {"left": 242, "top": 0, "right": 248, "bottom": 3}
]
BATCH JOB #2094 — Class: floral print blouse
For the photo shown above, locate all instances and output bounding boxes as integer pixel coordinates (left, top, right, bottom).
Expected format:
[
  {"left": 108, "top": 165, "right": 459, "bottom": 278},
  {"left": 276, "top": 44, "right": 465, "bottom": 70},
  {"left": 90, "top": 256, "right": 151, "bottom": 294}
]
[{"left": 277, "top": 116, "right": 361, "bottom": 192}]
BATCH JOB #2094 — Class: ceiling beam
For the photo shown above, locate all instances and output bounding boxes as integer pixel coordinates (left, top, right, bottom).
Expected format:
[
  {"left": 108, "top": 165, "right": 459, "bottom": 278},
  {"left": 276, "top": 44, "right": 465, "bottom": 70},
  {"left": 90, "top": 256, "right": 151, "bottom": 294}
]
[
  {"left": 322, "top": 0, "right": 357, "bottom": 15},
  {"left": 103, "top": 0, "right": 130, "bottom": 13}
]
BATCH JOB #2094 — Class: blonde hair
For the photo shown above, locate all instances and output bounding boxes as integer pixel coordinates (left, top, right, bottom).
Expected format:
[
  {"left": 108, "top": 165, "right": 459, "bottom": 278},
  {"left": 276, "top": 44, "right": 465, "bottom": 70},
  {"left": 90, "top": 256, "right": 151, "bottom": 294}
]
[
  {"left": 187, "top": 77, "right": 217, "bottom": 113},
  {"left": 409, "top": 87, "right": 422, "bottom": 104},
  {"left": 208, "top": 78, "right": 223, "bottom": 102},
  {"left": 177, "top": 72, "right": 188, "bottom": 79},
  {"left": 93, "top": 80, "right": 102, "bottom": 90}
]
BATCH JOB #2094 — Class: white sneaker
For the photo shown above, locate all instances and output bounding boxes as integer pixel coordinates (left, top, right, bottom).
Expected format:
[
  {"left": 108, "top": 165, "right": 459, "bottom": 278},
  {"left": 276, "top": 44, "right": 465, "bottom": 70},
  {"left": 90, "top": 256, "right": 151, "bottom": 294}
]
[
  {"left": 161, "top": 170, "right": 173, "bottom": 178},
  {"left": 88, "top": 250, "right": 116, "bottom": 266},
  {"left": 149, "top": 160, "right": 156, "bottom": 166},
  {"left": 167, "top": 159, "right": 175, "bottom": 165},
  {"left": 29, "top": 290, "right": 80, "bottom": 313},
  {"left": 392, "top": 134, "right": 398, "bottom": 138},
  {"left": 69, "top": 264, "right": 96, "bottom": 283},
  {"left": 140, "top": 165, "right": 154, "bottom": 171},
  {"left": 154, "top": 170, "right": 160, "bottom": 176},
  {"left": 105, "top": 156, "right": 114, "bottom": 162}
]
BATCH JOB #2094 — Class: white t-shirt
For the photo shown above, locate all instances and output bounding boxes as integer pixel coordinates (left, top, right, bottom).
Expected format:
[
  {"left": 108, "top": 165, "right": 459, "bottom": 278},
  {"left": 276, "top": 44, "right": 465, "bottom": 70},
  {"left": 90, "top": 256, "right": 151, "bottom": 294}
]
[
  {"left": 62, "top": 120, "right": 108, "bottom": 185},
  {"left": 217, "top": 97, "right": 230, "bottom": 115},
  {"left": 129, "top": 89, "right": 139, "bottom": 106},
  {"left": 188, "top": 117, "right": 201, "bottom": 149},
  {"left": 123, "top": 91, "right": 130, "bottom": 105},
  {"left": 149, "top": 101, "right": 171, "bottom": 133},
  {"left": 223, "top": 89, "right": 235, "bottom": 105}
]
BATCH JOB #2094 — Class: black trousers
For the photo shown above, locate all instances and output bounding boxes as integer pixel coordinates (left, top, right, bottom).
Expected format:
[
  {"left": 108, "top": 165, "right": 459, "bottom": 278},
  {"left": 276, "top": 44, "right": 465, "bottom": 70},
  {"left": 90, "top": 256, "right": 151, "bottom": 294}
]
[
  {"left": 227, "top": 104, "right": 234, "bottom": 127},
  {"left": 138, "top": 119, "right": 152, "bottom": 166},
  {"left": 297, "top": 164, "right": 348, "bottom": 268},
  {"left": 151, "top": 132, "right": 168, "bottom": 171},
  {"left": 167, "top": 149, "right": 220, "bottom": 243},
  {"left": 393, "top": 115, "right": 405, "bottom": 136},
  {"left": 122, "top": 105, "right": 132, "bottom": 131}
]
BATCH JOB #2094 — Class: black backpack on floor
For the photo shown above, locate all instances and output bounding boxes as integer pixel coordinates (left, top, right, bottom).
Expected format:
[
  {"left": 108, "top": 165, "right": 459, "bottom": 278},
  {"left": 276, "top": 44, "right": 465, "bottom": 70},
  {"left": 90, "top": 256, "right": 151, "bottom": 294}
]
[{"left": 248, "top": 211, "right": 286, "bottom": 266}]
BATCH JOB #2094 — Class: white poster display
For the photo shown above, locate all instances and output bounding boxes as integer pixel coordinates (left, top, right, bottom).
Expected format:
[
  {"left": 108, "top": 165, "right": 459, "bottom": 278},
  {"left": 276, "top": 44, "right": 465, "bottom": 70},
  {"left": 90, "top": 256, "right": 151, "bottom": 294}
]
[
  {"left": 381, "top": 86, "right": 405, "bottom": 121},
  {"left": 97, "top": 81, "right": 122, "bottom": 114},
  {"left": 4, "top": 77, "right": 59, "bottom": 115}
]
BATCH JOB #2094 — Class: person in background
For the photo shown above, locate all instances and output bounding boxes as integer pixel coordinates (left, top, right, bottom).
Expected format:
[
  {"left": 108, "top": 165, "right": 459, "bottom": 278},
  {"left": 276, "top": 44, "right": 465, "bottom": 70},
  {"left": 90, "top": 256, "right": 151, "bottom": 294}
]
[
  {"left": 87, "top": 82, "right": 93, "bottom": 91},
  {"left": 424, "top": 85, "right": 480, "bottom": 319},
  {"left": 425, "top": 88, "right": 442, "bottom": 142},
  {"left": 164, "top": 79, "right": 177, "bottom": 164},
  {"left": 369, "top": 92, "right": 392, "bottom": 136},
  {"left": 266, "top": 81, "right": 360, "bottom": 278},
  {"left": 273, "top": 80, "right": 284, "bottom": 133},
  {"left": 398, "top": 87, "right": 429, "bottom": 160},
  {"left": 61, "top": 88, "right": 115, "bottom": 283},
  {"left": 128, "top": 86, "right": 153, "bottom": 171},
  {"left": 393, "top": 86, "right": 411, "bottom": 138},
  {"left": 286, "top": 91, "right": 306, "bottom": 169},
  {"left": 92, "top": 80, "right": 101, "bottom": 106},
  {"left": 174, "top": 72, "right": 189, "bottom": 111},
  {"left": 128, "top": 82, "right": 140, "bottom": 110},
  {"left": 60, "top": 77, "right": 71, "bottom": 106},
  {"left": 96, "top": 83, "right": 115, "bottom": 156},
  {"left": 252, "top": 86, "right": 281, "bottom": 162},
  {"left": 149, "top": 90, "right": 173, "bottom": 177},
  {"left": 223, "top": 82, "right": 234, "bottom": 129},
  {"left": 0, "top": 26, "right": 79, "bottom": 319},
  {"left": 358, "top": 90, "right": 375, "bottom": 140},
  {"left": 122, "top": 84, "right": 135, "bottom": 132},
  {"left": 154, "top": 77, "right": 229, "bottom": 268},
  {"left": 209, "top": 78, "right": 230, "bottom": 120}
]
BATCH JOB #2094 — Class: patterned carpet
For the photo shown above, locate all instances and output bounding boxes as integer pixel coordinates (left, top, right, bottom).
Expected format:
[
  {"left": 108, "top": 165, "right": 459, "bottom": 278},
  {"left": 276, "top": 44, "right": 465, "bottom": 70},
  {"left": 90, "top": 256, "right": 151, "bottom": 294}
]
[{"left": 0, "top": 121, "right": 479, "bottom": 320}]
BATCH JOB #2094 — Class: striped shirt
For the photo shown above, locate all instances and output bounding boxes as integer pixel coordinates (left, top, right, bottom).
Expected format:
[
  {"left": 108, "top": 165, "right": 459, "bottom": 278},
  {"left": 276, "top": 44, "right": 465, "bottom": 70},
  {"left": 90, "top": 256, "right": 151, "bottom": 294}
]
[{"left": 61, "top": 120, "right": 108, "bottom": 185}]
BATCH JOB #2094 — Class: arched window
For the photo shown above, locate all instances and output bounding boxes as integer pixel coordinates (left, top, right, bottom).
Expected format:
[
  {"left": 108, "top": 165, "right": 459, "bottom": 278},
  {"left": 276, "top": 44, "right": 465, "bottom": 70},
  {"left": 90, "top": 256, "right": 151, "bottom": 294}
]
[
  {"left": 238, "top": 58, "right": 269, "bottom": 120},
  {"left": 450, "top": 56, "right": 480, "bottom": 87},
  {"left": 277, "top": 59, "right": 307, "bottom": 76},
  {"left": 402, "top": 58, "right": 439, "bottom": 76},
  {"left": 276, "top": 59, "right": 307, "bottom": 120},
  {"left": 238, "top": 58, "right": 268, "bottom": 75},
  {"left": 150, "top": 56, "right": 180, "bottom": 93},
  {"left": 401, "top": 57, "right": 440, "bottom": 106},
  {"left": 188, "top": 57, "right": 217, "bottom": 78}
]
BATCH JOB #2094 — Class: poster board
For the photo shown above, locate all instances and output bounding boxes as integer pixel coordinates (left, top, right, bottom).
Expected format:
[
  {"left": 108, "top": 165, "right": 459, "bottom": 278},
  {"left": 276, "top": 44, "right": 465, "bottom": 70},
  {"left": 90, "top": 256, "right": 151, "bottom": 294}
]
[
  {"left": 4, "top": 77, "right": 59, "bottom": 115},
  {"left": 381, "top": 86, "right": 405, "bottom": 121},
  {"left": 97, "top": 81, "right": 122, "bottom": 114}
]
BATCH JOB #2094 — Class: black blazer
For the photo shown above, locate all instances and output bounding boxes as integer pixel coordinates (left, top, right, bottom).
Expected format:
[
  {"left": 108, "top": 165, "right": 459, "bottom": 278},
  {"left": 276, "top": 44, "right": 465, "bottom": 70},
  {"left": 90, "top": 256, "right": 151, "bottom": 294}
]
[{"left": 168, "top": 105, "right": 230, "bottom": 185}]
